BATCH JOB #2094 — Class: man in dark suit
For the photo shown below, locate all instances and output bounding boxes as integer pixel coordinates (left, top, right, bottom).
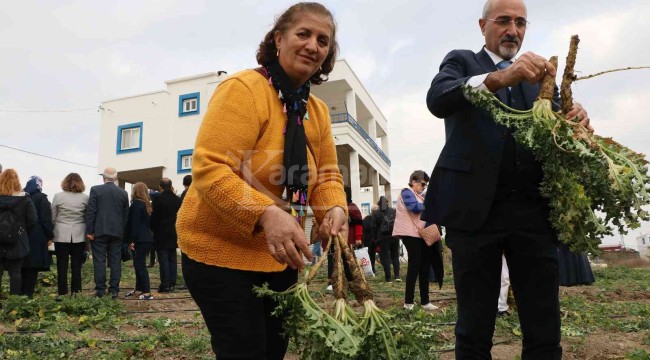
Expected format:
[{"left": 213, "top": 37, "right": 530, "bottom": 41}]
[
  {"left": 86, "top": 167, "right": 129, "bottom": 299},
  {"left": 421, "top": 0, "right": 592, "bottom": 358},
  {"left": 150, "top": 178, "right": 181, "bottom": 293}
]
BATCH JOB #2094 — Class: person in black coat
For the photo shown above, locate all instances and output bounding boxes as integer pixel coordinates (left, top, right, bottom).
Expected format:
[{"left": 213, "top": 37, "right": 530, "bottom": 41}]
[
  {"left": 125, "top": 182, "right": 154, "bottom": 300},
  {"left": 150, "top": 178, "right": 181, "bottom": 293},
  {"left": 180, "top": 175, "right": 192, "bottom": 203},
  {"left": 371, "top": 196, "right": 400, "bottom": 282},
  {"left": 361, "top": 206, "right": 378, "bottom": 275},
  {"left": 21, "top": 176, "right": 53, "bottom": 297},
  {"left": 0, "top": 169, "right": 37, "bottom": 295}
]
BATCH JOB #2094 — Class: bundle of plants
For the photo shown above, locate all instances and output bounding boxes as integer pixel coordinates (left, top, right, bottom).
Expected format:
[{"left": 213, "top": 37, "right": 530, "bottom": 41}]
[
  {"left": 466, "top": 35, "right": 650, "bottom": 253},
  {"left": 254, "top": 235, "right": 361, "bottom": 360},
  {"left": 334, "top": 233, "right": 399, "bottom": 359}
]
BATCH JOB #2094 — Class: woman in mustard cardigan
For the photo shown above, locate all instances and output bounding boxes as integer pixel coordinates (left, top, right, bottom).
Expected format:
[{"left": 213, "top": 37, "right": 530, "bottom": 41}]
[{"left": 176, "top": 3, "right": 348, "bottom": 359}]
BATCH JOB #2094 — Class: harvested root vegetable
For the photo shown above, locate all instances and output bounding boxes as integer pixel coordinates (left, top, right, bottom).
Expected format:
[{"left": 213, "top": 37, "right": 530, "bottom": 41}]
[
  {"left": 332, "top": 235, "right": 357, "bottom": 326},
  {"left": 336, "top": 234, "right": 399, "bottom": 359},
  {"left": 466, "top": 42, "right": 650, "bottom": 253}
]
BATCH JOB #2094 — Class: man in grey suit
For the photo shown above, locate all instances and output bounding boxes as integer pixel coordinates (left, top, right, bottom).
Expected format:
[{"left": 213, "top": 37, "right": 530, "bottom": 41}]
[{"left": 86, "top": 167, "right": 129, "bottom": 299}]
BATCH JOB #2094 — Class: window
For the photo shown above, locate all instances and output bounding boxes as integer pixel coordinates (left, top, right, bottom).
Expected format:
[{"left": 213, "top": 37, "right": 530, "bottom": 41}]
[
  {"left": 181, "top": 155, "right": 192, "bottom": 170},
  {"left": 179, "top": 92, "right": 200, "bottom": 117},
  {"left": 183, "top": 98, "right": 197, "bottom": 112},
  {"left": 177, "top": 149, "right": 193, "bottom": 173},
  {"left": 116, "top": 122, "right": 143, "bottom": 154},
  {"left": 361, "top": 203, "right": 370, "bottom": 216}
]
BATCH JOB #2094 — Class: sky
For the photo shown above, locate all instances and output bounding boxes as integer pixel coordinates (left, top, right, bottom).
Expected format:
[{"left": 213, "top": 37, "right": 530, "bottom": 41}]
[{"left": 1, "top": 0, "right": 649, "bottom": 249}]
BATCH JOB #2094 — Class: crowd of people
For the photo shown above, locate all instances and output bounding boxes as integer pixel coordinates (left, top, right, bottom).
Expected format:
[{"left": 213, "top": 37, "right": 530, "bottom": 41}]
[
  {"left": 0, "top": 0, "right": 604, "bottom": 358},
  {"left": 0, "top": 163, "right": 191, "bottom": 301}
]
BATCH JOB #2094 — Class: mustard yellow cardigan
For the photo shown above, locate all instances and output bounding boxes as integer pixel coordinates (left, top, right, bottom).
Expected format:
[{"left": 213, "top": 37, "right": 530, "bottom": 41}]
[{"left": 177, "top": 69, "right": 347, "bottom": 272}]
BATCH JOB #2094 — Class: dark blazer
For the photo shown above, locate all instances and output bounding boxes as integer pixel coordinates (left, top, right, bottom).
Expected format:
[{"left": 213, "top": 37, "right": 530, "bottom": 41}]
[
  {"left": 23, "top": 191, "right": 53, "bottom": 271},
  {"left": 421, "top": 48, "right": 559, "bottom": 232},
  {"left": 150, "top": 190, "right": 181, "bottom": 249},
  {"left": 85, "top": 182, "right": 129, "bottom": 238},
  {"left": 0, "top": 194, "right": 37, "bottom": 260},
  {"left": 125, "top": 200, "right": 153, "bottom": 244}
]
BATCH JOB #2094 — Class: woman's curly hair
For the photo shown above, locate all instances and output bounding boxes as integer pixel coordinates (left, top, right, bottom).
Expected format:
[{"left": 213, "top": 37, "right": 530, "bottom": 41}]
[{"left": 255, "top": 2, "right": 339, "bottom": 85}]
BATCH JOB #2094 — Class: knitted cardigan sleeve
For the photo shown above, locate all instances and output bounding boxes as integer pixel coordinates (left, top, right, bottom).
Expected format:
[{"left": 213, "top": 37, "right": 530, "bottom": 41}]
[{"left": 191, "top": 78, "right": 276, "bottom": 239}]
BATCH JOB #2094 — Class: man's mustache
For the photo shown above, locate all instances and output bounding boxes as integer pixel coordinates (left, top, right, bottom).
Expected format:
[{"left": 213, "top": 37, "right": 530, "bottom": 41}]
[{"left": 500, "top": 35, "right": 520, "bottom": 45}]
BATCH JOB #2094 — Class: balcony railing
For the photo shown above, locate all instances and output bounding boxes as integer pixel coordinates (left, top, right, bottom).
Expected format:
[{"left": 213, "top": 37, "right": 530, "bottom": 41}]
[{"left": 331, "top": 113, "right": 391, "bottom": 166}]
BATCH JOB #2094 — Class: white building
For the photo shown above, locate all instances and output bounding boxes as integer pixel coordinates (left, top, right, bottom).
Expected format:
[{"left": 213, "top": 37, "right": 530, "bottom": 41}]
[
  {"left": 98, "top": 59, "right": 391, "bottom": 207},
  {"left": 635, "top": 233, "right": 650, "bottom": 261}
]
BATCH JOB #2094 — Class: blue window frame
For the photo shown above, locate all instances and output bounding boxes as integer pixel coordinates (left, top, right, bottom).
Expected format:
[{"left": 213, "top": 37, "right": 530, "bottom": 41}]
[
  {"left": 116, "top": 122, "right": 143, "bottom": 154},
  {"left": 177, "top": 149, "right": 193, "bottom": 174},
  {"left": 179, "top": 92, "right": 200, "bottom": 117}
]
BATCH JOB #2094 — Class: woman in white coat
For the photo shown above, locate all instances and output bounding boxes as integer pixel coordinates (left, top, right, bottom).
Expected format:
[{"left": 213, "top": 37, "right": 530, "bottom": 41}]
[{"left": 51, "top": 173, "right": 89, "bottom": 296}]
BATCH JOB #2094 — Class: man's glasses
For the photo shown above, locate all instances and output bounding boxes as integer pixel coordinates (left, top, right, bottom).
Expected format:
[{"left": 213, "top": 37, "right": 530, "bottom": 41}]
[{"left": 484, "top": 17, "right": 529, "bottom": 29}]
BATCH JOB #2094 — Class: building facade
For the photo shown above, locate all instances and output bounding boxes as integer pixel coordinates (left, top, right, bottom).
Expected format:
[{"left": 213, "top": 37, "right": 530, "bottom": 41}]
[
  {"left": 98, "top": 60, "right": 391, "bottom": 207},
  {"left": 635, "top": 233, "right": 650, "bottom": 261}
]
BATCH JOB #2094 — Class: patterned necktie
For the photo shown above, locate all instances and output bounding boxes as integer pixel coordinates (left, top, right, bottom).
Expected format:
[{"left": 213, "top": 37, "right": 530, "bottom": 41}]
[
  {"left": 496, "top": 60, "right": 512, "bottom": 70},
  {"left": 496, "top": 60, "right": 513, "bottom": 105}
]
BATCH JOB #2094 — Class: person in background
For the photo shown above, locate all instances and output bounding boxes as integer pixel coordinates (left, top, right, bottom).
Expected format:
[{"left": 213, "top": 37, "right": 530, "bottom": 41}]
[
  {"left": 309, "top": 218, "right": 322, "bottom": 265},
  {"left": 393, "top": 170, "right": 442, "bottom": 311},
  {"left": 151, "top": 178, "right": 182, "bottom": 293},
  {"left": 371, "top": 196, "right": 400, "bottom": 282},
  {"left": 362, "top": 204, "right": 379, "bottom": 275},
  {"left": 21, "top": 176, "right": 53, "bottom": 297},
  {"left": 0, "top": 169, "right": 36, "bottom": 296},
  {"left": 175, "top": 3, "right": 346, "bottom": 358},
  {"left": 497, "top": 254, "right": 511, "bottom": 316},
  {"left": 558, "top": 242, "right": 594, "bottom": 286},
  {"left": 86, "top": 167, "right": 129, "bottom": 299},
  {"left": 51, "top": 173, "right": 89, "bottom": 297},
  {"left": 180, "top": 175, "right": 192, "bottom": 203},
  {"left": 125, "top": 182, "right": 154, "bottom": 300}
]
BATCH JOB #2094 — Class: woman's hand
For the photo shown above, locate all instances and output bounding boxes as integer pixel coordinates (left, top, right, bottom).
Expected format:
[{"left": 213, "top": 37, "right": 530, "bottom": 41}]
[
  {"left": 319, "top": 206, "right": 349, "bottom": 244},
  {"left": 259, "top": 205, "right": 313, "bottom": 270},
  {"left": 130, "top": 243, "right": 135, "bottom": 251}
]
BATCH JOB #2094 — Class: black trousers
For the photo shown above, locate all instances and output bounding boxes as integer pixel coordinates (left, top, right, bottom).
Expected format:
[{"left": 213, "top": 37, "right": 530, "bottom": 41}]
[
  {"left": 446, "top": 197, "right": 561, "bottom": 360},
  {"left": 91, "top": 235, "right": 122, "bottom": 296},
  {"left": 182, "top": 253, "right": 297, "bottom": 360},
  {"left": 157, "top": 249, "right": 177, "bottom": 290},
  {"left": 0, "top": 257, "right": 23, "bottom": 295},
  {"left": 134, "top": 243, "right": 153, "bottom": 293},
  {"left": 55, "top": 242, "right": 86, "bottom": 295},
  {"left": 20, "top": 268, "right": 39, "bottom": 297},
  {"left": 402, "top": 236, "right": 434, "bottom": 304},
  {"left": 378, "top": 237, "right": 400, "bottom": 281}
]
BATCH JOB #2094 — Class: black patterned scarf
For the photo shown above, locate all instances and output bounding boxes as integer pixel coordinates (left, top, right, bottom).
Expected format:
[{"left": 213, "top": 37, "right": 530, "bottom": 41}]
[{"left": 262, "top": 61, "right": 310, "bottom": 224}]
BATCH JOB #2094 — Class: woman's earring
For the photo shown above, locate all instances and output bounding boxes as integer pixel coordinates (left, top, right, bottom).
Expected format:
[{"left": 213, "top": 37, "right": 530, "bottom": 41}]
[{"left": 276, "top": 48, "right": 280, "bottom": 57}]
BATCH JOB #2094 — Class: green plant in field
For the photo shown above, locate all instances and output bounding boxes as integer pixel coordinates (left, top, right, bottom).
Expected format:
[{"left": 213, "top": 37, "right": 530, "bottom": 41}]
[
  {"left": 0, "top": 334, "right": 82, "bottom": 359},
  {"left": 625, "top": 348, "right": 650, "bottom": 360}
]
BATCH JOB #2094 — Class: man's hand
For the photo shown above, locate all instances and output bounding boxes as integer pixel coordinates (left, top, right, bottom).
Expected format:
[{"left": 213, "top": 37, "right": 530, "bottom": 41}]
[
  {"left": 565, "top": 102, "right": 594, "bottom": 132},
  {"left": 485, "top": 51, "right": 556, "bottom": 91},
  {"left": 86, "top": 234, "right": 94, "bottom": 241}
]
